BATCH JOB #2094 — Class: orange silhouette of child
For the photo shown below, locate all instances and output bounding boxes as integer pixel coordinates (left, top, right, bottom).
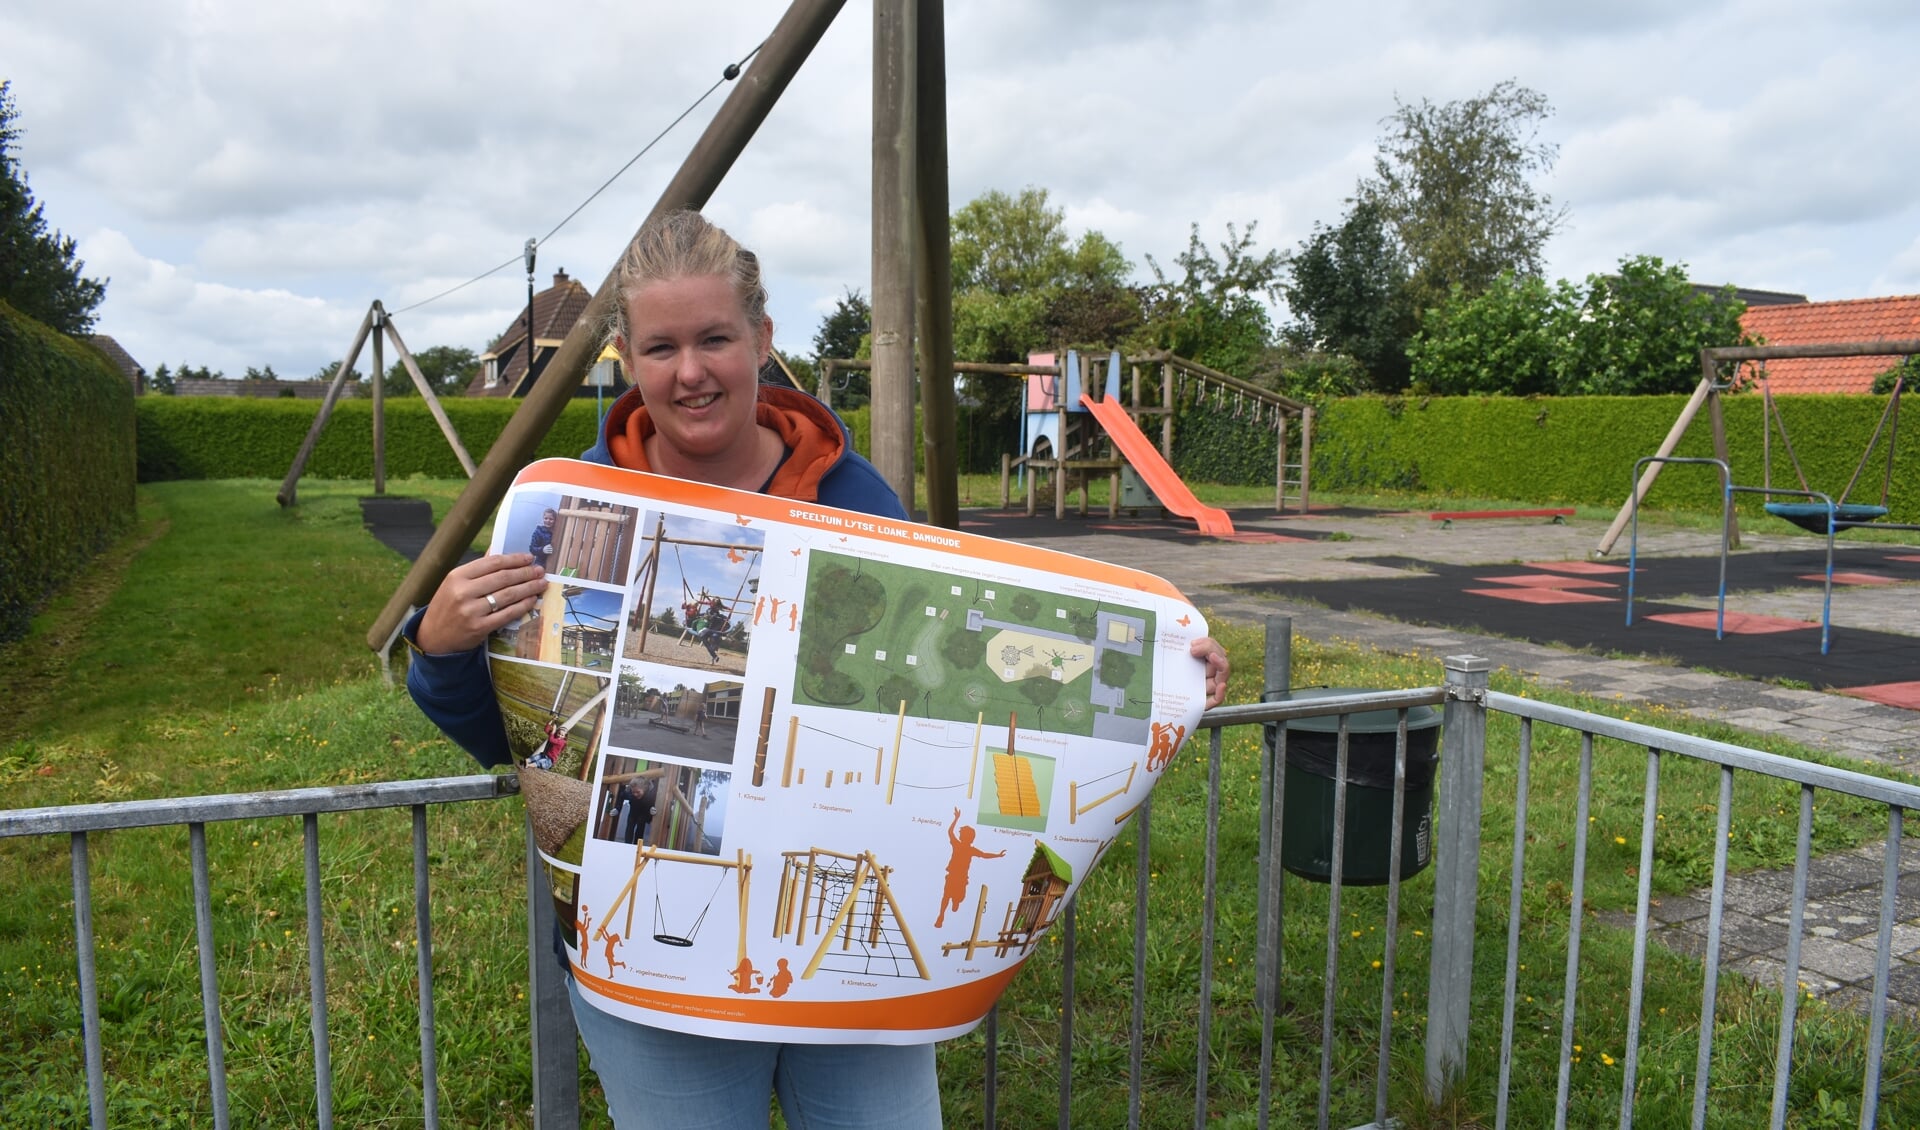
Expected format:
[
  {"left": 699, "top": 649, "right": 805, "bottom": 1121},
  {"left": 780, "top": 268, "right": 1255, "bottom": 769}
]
[
  {"left": 600, "top": 929, "right": 629, "bottom": 976},
  {"left": 728, "top": 956, "right": 762, "bottom": 995},
  {"left": 769, "top": 958, "right": 794, "bottom": 998},
  {"left": 936, "top": 807, "right": 1005, "bottom": 927}
]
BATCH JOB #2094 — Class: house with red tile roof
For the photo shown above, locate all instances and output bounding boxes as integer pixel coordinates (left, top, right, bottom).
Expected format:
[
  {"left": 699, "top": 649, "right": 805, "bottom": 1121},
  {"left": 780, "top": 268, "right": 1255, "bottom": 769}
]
[
  {"left": 467, "top": 269, "right": 627, "bottom": 398},
  {"left": 1739, "top": 295, "right": 1920, "bottom": 394}
]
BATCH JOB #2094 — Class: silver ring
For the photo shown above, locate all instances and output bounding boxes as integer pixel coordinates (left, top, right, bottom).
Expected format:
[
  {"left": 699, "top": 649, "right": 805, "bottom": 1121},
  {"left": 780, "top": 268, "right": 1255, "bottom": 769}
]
[{"left": 485, "top": 593, "right": 499, "bottom": 612}]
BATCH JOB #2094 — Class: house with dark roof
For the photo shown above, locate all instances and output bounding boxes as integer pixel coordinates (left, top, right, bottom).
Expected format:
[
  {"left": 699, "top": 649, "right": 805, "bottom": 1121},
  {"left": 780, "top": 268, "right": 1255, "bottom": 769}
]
[
  {"left": 1740, "top": 295, "right": 1920, "bottom": 394},
  {"left": 468, "top": 269, "right": 628, "bottom": 398},
  {"left": 86, "top": 335, "right": 146, "bottom": 395}
]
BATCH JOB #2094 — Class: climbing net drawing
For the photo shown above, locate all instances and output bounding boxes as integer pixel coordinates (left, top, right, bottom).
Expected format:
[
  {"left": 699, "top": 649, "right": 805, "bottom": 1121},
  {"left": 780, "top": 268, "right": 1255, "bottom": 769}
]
[{"left": 774, "top": 848, "right": 929, "bottom": 981}]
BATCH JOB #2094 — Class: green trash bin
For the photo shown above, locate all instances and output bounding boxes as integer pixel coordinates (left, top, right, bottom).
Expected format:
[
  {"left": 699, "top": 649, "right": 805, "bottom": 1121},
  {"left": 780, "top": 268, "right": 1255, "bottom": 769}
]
[{"left": 1269, "top": 689, "right": 1442, "bottom": 885}]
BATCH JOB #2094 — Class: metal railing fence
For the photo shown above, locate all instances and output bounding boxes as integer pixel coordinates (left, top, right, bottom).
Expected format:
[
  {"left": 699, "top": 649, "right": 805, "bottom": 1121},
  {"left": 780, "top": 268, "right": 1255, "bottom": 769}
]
[{"left": 5, "top": 618, "right": 1915, "bottom": 1128}]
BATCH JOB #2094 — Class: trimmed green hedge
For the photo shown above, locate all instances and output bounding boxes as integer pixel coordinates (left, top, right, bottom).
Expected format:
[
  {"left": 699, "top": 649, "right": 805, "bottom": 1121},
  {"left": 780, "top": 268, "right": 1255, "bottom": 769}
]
[
  {"left": 131, "top": 391, "right": 1917, "bottom": 528},
  {"left": 1313, "top": 394, "right": 1919, "bottom": 522},
  {"left": 1, "top": 300, "right": 138, "bottom": 641},
  {"left": 135, "top": 398, "right": 603, "bottom": 482}
]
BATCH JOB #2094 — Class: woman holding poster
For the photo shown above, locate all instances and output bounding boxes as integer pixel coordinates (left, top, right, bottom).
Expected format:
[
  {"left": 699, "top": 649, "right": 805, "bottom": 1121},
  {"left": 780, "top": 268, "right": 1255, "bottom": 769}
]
[{"left": 403, "top": 211, "right": 1228, "bottom": 1128}]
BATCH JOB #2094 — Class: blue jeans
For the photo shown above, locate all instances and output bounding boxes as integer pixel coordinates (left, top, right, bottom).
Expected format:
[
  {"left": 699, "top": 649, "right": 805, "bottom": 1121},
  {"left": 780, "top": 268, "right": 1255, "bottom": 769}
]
[{"left": 566, "top": 977, "right": 943, "bottom": 1129}]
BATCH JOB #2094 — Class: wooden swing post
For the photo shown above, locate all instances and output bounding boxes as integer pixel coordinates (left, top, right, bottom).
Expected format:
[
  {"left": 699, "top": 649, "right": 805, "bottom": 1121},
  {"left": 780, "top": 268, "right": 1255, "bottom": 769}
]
[{"left": 277, "top": 306, "right": 374, "bottom": 507}]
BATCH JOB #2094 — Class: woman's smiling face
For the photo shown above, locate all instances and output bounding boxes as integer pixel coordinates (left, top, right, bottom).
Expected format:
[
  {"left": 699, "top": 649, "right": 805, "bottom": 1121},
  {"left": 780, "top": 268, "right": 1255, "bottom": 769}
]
[{"left": 618, "top": 274, "right": 771, "bottom": 472}]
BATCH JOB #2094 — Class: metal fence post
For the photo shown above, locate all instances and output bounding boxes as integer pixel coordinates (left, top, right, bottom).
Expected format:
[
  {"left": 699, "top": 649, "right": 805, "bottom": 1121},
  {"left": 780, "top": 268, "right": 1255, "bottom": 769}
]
[
  {"left": 526, "top": 816, "right": 581, "bottom": 1129},
  {"left": 1256, "top": 615, "right": 1291, "bottom": 1010},
  {"left": 1425, "top": 654, "right": 1490, "bottom": 1104}
]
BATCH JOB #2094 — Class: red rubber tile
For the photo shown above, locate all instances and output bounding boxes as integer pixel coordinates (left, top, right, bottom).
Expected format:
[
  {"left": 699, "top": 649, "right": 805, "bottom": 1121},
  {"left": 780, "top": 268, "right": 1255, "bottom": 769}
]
[
  {"left": 1796, "top": 572, "right": 1900, "bottom": 585},
  {"left": 1838, "top": 682, "right": 1920, "bottom": 710},
  {"left": 1472, "top": 573, "right": 1618, "bottom": 590},
  {"left": 1643, "top": 611, "right": 1819, "bottom": 634},
  {"left": 1464, "top": 587, "right": 1615, "bottom": 604},
  {"left": 1889, "top": 555, "right": 1920, "bottom": 564},
  {"left": 1523, "top": 560, "right": 1631, "bottom": 575}
]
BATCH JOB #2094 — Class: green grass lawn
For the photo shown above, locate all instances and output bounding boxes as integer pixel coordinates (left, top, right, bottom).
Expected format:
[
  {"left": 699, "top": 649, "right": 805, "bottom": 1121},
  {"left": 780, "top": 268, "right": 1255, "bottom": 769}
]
[{"left": 1, "top": 479, "right": 1912, "bottom": 1127}]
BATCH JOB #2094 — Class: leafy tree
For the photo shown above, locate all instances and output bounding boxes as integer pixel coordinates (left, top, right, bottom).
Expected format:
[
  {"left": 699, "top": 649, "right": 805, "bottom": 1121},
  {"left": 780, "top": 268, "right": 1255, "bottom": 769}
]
[
  {"left": 383, "top": 344, "right": 478, "bottom": 398},
  {"left": 149, "top": 363, "right": 176, "bottom": 396},
  {"left": 1408, "top": 272, "right": 1573, "bottom": 396},
  {"left": 310, "top": 360, "right": 364, "bottom": 384},
  {"left": 0, "top": 81, "right": 108, "bottom": 334},
  {"left": 1281, "top": 199, "right": 1416, "bottom": 391},
  {"left": 243, "top": 365, "right": 281, "bottom": 381},
  {"left": 1358, "top": 80, "right": 1567, "bottom": 317},
  {"left": 1138, "top": 222, "right": 1284, "bottom": 378},
  {"left": 811, "top": 288, "right": 871, "bottom": 408},
  {"left": 1409, "top": 255, "right": 1750, "bottom": 396},
  {"left": 949, "top": 187, "right": 1135, "bottom": 361},
  {"left": 1872, "top": 356, "right": 1918, "bottom": 396},
  {"left": 1561, "top": 256, "right": 1749, "bottom": 395}
]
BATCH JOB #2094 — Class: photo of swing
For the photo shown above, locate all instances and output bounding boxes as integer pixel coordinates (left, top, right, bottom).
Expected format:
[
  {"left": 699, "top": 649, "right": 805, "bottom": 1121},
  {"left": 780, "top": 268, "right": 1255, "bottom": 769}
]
[
  {"left": 489, "top": 583, "right": 621, "bottom": 671},
  {"left": 792, "top": 552, "right": 1156, "bottom": 742},
  {"left": 489, "top": 661, "right": 610, "bottom": 779},
  {"left": 503, "top": 489, "right": 638, "bottom": 585},
  {"left": 591, "top": 753, "right": 730, "bottom": 858},
  {"left": 623, "top": 513, "right": 764, "bottom": 675},
  {"left": 606, "top": 661, "right": 742, "bottom": 767}
]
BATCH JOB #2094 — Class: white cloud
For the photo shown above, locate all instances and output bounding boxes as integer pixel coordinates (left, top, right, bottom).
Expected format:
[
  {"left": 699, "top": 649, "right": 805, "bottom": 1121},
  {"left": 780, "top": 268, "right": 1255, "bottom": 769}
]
[{"left": 9, "top": 0, "right": 1917, "bottom": 381}]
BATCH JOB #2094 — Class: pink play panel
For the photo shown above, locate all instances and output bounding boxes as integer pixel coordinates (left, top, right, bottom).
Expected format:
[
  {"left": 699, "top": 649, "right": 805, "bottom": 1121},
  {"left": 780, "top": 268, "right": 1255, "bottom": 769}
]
[
  {"left": 1644, "top": 611, "right": 1818, "bottom": 634},
  {"left": 1890, "top": 555, "right": 1920, "bottom": 564},
  {"left": 1797, "top": 572, "right": 1899, "bottom": 586},
  {"left": 1524, "top": 560, "right": 1631, "bottom": 575},
  {"left": 1472, "top": 573, "right": 1618, "bottom": 590},
  {"left": 1464, "top": 587, "right": 1614, "bottom": 605},
  {"left": 1839, "top": 682, "right": 1920, "bottom": 710}
]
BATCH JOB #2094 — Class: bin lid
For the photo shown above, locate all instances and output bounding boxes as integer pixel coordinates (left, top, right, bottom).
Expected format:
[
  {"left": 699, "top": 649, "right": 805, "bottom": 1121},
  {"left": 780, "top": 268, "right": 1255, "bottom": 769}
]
[{"left": 1273, "top": 688, "right": 1442, "bottom": 734}]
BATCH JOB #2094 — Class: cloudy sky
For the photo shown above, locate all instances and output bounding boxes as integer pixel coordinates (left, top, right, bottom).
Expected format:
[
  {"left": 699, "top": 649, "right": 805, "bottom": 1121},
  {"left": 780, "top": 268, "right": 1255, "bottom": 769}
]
[{"left": 7, "top": 0, "right": 1917, "bottom": 379}]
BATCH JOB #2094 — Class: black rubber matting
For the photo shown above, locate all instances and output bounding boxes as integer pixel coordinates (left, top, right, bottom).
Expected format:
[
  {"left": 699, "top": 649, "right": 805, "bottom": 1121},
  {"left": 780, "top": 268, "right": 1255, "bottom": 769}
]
[
  {"left": 358, "top": 497, "right": 481, "bottom": 565},
  {"left": 1228, "top": 546, "right": 1920, "bottom": 691}
]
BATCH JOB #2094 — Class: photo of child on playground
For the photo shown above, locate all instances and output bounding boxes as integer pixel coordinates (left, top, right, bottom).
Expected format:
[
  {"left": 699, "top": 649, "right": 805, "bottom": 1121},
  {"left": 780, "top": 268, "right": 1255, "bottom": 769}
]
[
  {"left": 488, "top": 583, "right": 622, "bottom": 670},
  {"left": 591, "top": 752, "right": 730, "bottom": 859},
  {"left": 488, "top": 660, "right": 609, "bottom": 780},
  {"left": 502, "top": 489, "right": 637, "bottom": 586},
  {"left": 606, "top": 659, "right": 742, "bottom": 766},
  {"left": 622, "top": 512, "right": 763, "bottom": 675}
]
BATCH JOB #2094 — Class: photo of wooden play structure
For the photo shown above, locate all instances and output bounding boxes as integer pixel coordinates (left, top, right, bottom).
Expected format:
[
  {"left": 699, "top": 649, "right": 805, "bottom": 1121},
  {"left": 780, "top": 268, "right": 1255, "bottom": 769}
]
[
  {"left": 591, "top": 754, "right": 729, "bottom": 857},
  {"left": 503, "top": 490, "right": 637, "bottom": 585},
  {"left": 792, "top": 551, "right": 1155, "bottom": 741},
  {"left": 773, "top": 847, "right": 928, "bottom": 982},
  {"left": 488, "top": 582, "right": 620, "bottom": 670},
  {"left": 624, "top": 513, "right": 763, "bottom": 675},
  {"left": 607, "top": 662, "right": 741, "bottom": 766}
]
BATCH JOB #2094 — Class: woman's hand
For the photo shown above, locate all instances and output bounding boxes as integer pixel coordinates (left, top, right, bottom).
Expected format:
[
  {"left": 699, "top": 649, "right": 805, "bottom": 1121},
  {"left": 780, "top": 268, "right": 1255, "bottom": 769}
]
[
  {"left": 1190, "top": 636, "right": 1230, "bottom": 710},
  {"left": 415, "top": 553, "right": 547, "bottom": 654}
]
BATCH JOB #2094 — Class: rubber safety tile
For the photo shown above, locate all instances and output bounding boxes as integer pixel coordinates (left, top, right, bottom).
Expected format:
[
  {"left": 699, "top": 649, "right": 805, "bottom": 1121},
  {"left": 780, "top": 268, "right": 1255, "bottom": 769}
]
[
  {"left": 1643, "top": 611, "right": 1820, "bottom": 634},
  {"left": 1796, "top": 572, "right": 1902, "bottom": 586},
  {"left": 1471, "top": 573, "right": 1619, "bottom": 590},
  {"left": 1465, "top": 587, "right": 1615, "bottom": 604},
  {"left": 1839, "top": 682, "right": 1920, "bottom": 710},
  {"left": 1524, "top": 560, "right": 1634, "bottom": 575}
]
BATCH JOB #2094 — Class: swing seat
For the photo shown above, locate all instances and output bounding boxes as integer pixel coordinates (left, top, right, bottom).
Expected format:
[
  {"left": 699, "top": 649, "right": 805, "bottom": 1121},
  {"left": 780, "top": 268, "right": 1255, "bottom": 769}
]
[
  {"left": 1764, "top": 501, "right": 1887, "bottom": 534},
  {"left": 651, "top": 933, "right": 696, "bottom": 948}
]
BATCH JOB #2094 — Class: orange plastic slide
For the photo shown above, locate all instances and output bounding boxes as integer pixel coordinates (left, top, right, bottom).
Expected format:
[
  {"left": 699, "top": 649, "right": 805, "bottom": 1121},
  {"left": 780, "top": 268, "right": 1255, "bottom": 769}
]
[{"left": 1078, "top": 394, "right": 1235, "bottom": 537}]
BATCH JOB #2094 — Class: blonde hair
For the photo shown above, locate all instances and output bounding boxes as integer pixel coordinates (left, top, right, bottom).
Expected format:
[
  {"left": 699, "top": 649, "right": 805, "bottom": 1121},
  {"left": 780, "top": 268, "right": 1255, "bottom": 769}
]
[{"left": 605, "top": 210, "right": 768, "bottom": 350}]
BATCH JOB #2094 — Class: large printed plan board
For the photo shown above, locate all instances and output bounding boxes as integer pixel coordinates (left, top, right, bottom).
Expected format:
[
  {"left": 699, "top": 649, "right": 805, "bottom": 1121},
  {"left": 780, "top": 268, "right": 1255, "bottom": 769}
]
[{"left": 489, "top": 458, "right": 1208, "bottom": 1043}]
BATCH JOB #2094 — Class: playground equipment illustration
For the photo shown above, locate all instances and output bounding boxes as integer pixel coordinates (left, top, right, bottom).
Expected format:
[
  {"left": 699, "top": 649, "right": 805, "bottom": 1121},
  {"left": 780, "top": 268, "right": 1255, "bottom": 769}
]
[
  {"left": 939, "top": 842, "right": 1073, "bottom": 960},
  {"left": 625, "top": 513, "right": 763, "bottom": 672},
  {"left": 774, "top": 847, "right": 928, "bottom": 981},
  {"left": 596, "top": 845, "right": 751, "bottom": 969},
  {"left": 1067, "top": 760, "right": 1136, "bottom": 824},
  {"left": 760, "top": 697, "right": 985, "bottom": 800}
]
